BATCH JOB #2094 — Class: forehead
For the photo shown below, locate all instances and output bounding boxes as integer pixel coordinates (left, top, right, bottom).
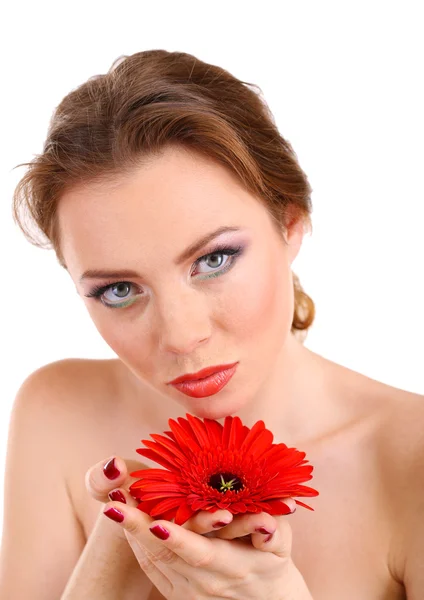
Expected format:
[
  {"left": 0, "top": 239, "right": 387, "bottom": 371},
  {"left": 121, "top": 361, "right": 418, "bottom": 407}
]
[{"left": 57, "top": 146, "right": 270, "bottom": 275}]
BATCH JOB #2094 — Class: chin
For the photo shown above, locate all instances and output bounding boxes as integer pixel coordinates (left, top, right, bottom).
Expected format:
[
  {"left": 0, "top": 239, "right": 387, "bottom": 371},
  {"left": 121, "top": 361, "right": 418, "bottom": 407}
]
[
  {"left": 189, "top": 405, "right": 233, "bottom": 420},
  {"left": 163, "top": 369, "right": 259, "bottom": 421},
  {"left": 175, "top": 394, "right": 251, "bottom": 422}
]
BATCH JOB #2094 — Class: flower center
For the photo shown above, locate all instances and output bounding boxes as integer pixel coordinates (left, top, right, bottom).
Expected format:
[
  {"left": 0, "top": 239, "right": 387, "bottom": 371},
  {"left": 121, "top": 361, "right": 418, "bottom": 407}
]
[{"left": 208, "top": 472, "right": 243, "bottom": 493}]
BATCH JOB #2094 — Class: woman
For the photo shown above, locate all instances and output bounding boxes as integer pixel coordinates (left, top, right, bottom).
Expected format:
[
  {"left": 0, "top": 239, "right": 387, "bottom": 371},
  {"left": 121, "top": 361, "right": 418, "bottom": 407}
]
[{"left": 1, "top": 49, "right": 423, "bottom": 599}]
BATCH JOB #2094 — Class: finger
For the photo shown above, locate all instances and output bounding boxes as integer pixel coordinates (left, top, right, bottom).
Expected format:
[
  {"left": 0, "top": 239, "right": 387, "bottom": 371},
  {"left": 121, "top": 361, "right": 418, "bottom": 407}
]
[
  {"left": 107, "top": 486, "right": 140, "bottom": 508},
  {"left": 181, "top": 509, "right": 234, "bottom": 535},
  {"left": 213, "top": 499, "right": 296, "bottom": 541},
  {"left": 85, "top": 456, "right": 150, "bottom": 503},
  {"left": 123, "top": 530, "right": 180, "bottom": 600},
  {"left": 103, "top": 501, "right": 230, "bottom": 573},
  {"left": 250, "top": 516, "right": 293, "bottom": 558},
  {"left": 213, "top": 511, "right": 278, "bottom": 541}
]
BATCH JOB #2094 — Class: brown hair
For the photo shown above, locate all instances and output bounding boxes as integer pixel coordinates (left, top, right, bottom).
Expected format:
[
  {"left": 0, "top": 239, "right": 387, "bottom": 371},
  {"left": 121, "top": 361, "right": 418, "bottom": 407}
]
[{"left": 12, "top": 49, "right": 315, "bottom": 341}]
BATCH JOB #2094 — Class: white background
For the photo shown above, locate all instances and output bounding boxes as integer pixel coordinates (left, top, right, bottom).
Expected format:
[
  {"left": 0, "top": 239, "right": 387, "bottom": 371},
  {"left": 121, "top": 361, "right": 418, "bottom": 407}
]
[{"left": 0, "top": 1, "right": 423, "bottom": 540}]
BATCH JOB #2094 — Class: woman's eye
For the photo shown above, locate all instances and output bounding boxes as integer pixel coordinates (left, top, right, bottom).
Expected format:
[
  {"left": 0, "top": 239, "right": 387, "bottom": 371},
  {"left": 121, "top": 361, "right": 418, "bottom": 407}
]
[
  {"left": 192, "top": 248, "right": 242, "bottom": 277},
  {"left": 84, "top": 246, "right": 243, "bottom": 308},
  {"left": 194, "top": 252, "right": 230, "bottom": 275},
  {"left": 102, "top": 282, "right": 136, "bottom": 305},
  {"left": 85, "top": 281, "right": 140, "bottom": 308}
]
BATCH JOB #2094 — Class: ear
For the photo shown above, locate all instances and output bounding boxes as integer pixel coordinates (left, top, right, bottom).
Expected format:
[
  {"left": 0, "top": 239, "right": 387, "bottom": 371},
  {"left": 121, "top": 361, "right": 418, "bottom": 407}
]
[{"left": 283, "top": 213, "right": 306, "bottom": 266}]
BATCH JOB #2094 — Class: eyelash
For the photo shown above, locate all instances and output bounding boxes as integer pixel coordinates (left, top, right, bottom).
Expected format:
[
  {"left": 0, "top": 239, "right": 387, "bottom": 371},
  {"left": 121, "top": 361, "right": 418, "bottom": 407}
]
[{"left": 84, "top": 244, "right": 244, "bottom": 309}]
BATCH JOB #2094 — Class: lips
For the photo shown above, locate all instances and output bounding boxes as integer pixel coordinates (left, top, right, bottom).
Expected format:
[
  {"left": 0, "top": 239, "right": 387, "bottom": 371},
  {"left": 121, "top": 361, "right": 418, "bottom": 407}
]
[
  {"left": 167, "top": 362, "right": 239, "bottom": 385},
  {"left": 167, "top": 362, "right": 239, "bottom": 398}
]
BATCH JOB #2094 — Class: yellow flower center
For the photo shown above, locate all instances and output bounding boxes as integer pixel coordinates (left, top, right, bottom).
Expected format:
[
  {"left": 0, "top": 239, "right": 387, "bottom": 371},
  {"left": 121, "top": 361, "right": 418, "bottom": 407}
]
[{"left": 208, "top": 472, "right": 243, "bottom": 493}]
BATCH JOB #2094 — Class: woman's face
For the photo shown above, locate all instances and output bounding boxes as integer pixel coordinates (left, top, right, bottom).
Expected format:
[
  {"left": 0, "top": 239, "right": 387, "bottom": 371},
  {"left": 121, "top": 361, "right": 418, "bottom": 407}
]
[{"left": 58, "top": 145, "right": 304, "bottom": 419}]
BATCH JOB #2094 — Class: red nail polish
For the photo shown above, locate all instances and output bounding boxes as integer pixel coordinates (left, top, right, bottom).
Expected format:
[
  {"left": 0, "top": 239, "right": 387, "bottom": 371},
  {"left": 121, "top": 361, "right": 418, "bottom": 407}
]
[
  {"left": 255, "top": 527, "right": 273, "bottom": 535},
  {"left": 108, "top": 490, "right": 126, "bottom": 503},
  {"left": 149, "top": 525, "right": 170, "bottom": 540},
  {"left": 213, "top": 521, "right": 230, "bottom": 528},
  {"left": 103, "top": 507, "right": 124, "bottom": 523},
  {"left": 103, "top": 458, "right": 120, "bottom": 480}
]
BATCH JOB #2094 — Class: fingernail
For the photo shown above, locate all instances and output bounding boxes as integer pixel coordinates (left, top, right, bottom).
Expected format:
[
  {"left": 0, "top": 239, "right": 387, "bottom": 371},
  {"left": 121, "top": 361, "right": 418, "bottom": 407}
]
[
  {"left": 283, "top": 501, "right": 297, "bottom": 514},
  {"left": 103, "top": 507, "right": 124, "bottom": 523},
  {"left": 149, "top": 525, "right": 170, "bottom": 540},
  {"left": 108, "top": 490, "right": 126, "bottom": 503},
  {"left": 103, "top": 458, "right": 120, "bottom": 480},
  {"left": 255, "top": 526, "right": 273, "bottom": 535},
  {"left": 213, "top": 521, "right": 230, "bottom": 528}
]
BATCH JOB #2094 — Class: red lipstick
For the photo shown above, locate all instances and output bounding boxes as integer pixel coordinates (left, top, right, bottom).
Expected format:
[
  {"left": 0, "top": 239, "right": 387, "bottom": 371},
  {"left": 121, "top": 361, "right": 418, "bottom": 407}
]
[{"left": 167, "top": 362, "right": 238, "bottom": 398}]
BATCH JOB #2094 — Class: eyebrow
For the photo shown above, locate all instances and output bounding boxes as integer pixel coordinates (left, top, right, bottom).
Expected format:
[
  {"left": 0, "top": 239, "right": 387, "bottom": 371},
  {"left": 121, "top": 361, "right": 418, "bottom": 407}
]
[{"left": 79, "top": 226, "right": 241, "bottom": 283}]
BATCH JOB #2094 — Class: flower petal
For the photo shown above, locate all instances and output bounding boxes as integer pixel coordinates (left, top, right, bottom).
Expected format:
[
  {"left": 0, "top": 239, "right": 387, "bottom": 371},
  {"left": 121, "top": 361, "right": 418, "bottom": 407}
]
[
  {"left": 228, "top": 416, "right": 248, "bottom": 449},
  {"left": 239, "top": 419, "right": 267, "bottom": 453},
  {"left": 151, "top": 497, "right": 184, "bottom": 516},
  {"left": 230, "top": 502, "right": 248, "bottom": 512},
  {"left": 136, "top": 448, "right": 178, "bottom": 471},
  {"left": 264, "top": 446, "right": 305, "bottom": 468},
  {"left": 141, "top": 439, "right": 184, "bottom": 468},
  {"left": 266, "top": 472, "right": 315, "bottom": 490},
  {"left": 186, "top": 413, "right": 211, "bottom": 447},
  {"left": 169, "top": 418, "right": 201, "bottom": 454},
  {"left": 244, "top": 428, "right": 274, "bottom": 460},
  {"left": 174, "top": 502, "right": 197, "bottom": 525},
  {"left": 260, "top": 443, "right": 290, "bottom": 463},
  {"left": 149, "top": 433, "right": 188, "bottom": 463},
  {"left": 290, "top": 484, "right": 320, "bottom": 496},
  {"left": 129, "top": 469, "right": 179, "bottom": 481},
  {"left": 294, "top": 499, "right": 315, "bottom": 510},
  {"left": 203, "top": 418, "right": 224, "bottom": 446},
  {"left": 222, "top": 416, "right": 234, "bottom": 447},
  {"left": 263, "top": 500, "right": 295, "bottom": 515},
  {"left": 134, "top": 498, "right": 158, "bottom": 513},
  {"left": 134, "top": 482, "right": 184, "bottom": 493},
  {"left": 140, "top": 491, "right": 185, "bottom": 501},
  {"left": 191, "top": 498, "right": 210, "bottom": 511},
  {"left": 136, "top": 480, "right": 186, "bottom": 493},
  {"left": 132, "top": 413, "right": 319, "bottom": 522},
  {"left": 162, "top": 508, "right": 179, "bottom": 521}
]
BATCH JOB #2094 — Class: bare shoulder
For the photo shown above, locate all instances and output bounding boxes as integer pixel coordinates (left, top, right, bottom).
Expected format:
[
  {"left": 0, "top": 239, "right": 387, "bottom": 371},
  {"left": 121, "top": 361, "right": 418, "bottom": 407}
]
[
  {"left": 333, "top": 364, "right": 424, "bottom": 504},
  {"left": 11, "top": 357, "right": 127, "bottom": 475},
  {"left": 374, "top": 383, "right": 424, "bottom": 458},
  {"left": 354, "top": 373, "right": 424, "bottom": 473},
  {"left": 379, "top": 385, "right": 424, "bottom": 501},
  {"left": 13, "top": 358, "right": 136, "bottom": 523},
  {"left": 0, "top": 358, "right": 118, "bottom": 599},
  {"left": 18, "top": 356, "right": 120, "bottom": 398},
  {"left": 366, "top": 380, "right": 424, "bottom": 587},
  {"left": 14, "top": 357, "right": 124, "bottom": 422}
]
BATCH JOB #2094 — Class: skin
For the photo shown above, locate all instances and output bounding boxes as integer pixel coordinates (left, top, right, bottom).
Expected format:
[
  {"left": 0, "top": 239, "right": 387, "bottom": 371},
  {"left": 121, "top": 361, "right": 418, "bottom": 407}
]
[
  {"left": 86, "top": 455, "right": 301, "bottom": 599},
  {"left": 59, "top": 143, "right": 307, "bottom": 430},
  {"left": 55, "top": 144, "right": 424, "bottom": 598}
]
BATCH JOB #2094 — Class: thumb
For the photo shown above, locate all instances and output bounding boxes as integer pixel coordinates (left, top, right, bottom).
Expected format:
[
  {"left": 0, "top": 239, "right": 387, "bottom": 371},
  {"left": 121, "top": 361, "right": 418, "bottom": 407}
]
[{"left": 85, "top": 456, "right": 150, "bottom": 503}]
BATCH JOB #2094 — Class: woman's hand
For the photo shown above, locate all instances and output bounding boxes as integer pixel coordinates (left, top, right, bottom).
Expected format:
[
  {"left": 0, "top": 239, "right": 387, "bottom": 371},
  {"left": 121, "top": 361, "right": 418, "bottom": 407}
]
[
  {"left": 85, "top": 454, "right": 268, "bottom": 550},
  {"left": 85, "top": 454, "right": 248, "bottom": 538},
  {"left": 92, "top": 455, "right": 312, "bottom": 599}
]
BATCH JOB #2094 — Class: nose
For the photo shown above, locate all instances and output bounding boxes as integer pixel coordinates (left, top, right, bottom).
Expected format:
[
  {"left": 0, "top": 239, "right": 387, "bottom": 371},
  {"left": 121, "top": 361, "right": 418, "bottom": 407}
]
[{"left": 155, "top": 288, "right": 212, "bottom": 355}]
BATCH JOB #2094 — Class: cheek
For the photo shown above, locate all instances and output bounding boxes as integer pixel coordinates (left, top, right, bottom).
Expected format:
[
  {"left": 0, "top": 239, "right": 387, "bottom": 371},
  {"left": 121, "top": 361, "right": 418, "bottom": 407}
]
[
  {"left": 84, "top": 304, "right": 153, "bottom": 365},
  {"left": 223, "top": 253, "right": 293, "bottom": 341}
]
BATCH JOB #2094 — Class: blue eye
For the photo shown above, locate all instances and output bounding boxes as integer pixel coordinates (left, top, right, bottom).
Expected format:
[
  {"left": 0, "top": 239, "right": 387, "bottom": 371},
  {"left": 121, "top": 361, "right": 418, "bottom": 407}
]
[
  {"left": 84, "top": 281, "right": 139, "bottom": 309},
  {"left": 84, "top": 243, "right": 244, "bottom": 309},
  {"left": 192, "top": 246, "right": 242, "bottom": 278}
]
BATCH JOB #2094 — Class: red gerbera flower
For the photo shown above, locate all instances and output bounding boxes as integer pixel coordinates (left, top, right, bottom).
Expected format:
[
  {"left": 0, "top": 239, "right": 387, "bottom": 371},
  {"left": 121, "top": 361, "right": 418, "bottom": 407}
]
[{"left": 129, "top": 413, "right": 319, "bottom": 526}]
